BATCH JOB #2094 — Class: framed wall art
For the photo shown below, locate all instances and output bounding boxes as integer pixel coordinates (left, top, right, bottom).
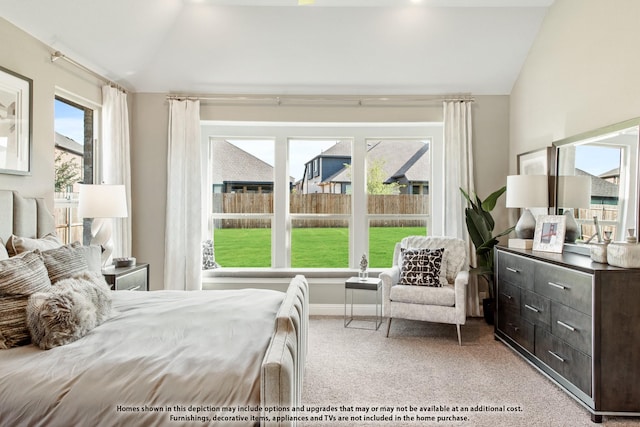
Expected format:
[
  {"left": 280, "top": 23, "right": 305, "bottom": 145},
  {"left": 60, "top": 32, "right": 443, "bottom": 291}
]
[
  {"left": 0, "top": 66, "right": 32, "bottom": 175},
  {"left": 517, "top": 146, "right": 555, "bottom": 217},
  {"left": 533, "top": 215, "right": 566, "bottom": 253}
]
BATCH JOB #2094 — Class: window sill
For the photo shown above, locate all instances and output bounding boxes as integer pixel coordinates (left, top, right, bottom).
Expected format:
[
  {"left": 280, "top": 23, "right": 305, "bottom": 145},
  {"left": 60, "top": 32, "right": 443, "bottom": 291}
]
[{"left": 202, "top": 267, "right": 385, "bottom": 280}]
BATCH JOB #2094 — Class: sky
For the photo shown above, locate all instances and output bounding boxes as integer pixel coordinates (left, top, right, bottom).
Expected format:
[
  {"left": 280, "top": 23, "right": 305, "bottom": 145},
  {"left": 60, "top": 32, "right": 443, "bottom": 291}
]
[{"left": 54, "top": 99, "right": 84, "bottom": 144}]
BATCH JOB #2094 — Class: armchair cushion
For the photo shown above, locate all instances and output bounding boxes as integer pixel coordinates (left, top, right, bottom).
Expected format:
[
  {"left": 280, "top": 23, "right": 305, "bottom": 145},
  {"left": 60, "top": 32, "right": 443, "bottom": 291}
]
[
  {"left": 399, "top": 247, "right": 446, "bottom": 287},
  {"left": 390, "top": 284, "right": 455, "bottom": 307}
]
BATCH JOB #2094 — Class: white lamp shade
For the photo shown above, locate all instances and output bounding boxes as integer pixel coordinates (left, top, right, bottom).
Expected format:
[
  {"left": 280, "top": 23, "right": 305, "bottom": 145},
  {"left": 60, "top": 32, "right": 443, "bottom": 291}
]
[
  {"left": 78, "top": 184, "right": 128, "bottom": 218},
  {"left": 557, "top": 175, "right": 591, "bottom": 208},
  {"left": 506, "top": 175, "right": 549, "bottom": 208}
]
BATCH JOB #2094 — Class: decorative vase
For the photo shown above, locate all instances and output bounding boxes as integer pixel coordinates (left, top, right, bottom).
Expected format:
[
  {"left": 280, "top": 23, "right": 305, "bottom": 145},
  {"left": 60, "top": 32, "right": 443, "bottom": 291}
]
[{"left": 606, "top": 242, "right": 640, "bottom": 268}]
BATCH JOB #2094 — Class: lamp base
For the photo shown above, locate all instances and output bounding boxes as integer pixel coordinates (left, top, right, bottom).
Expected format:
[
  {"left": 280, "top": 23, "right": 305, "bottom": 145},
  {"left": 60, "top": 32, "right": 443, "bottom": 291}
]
[
  {"left": 508, "top": 238, "right": 533, "bottom": 249},
  {"left": 514, "top": 208, "right": 537, "bottom": 239},
  {"left": 90, "top": 217, "right": 114, "bottom": 267}
]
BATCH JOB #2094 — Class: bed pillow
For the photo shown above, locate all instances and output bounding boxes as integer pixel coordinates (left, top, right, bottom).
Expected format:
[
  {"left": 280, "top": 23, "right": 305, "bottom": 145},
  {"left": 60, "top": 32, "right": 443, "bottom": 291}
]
[
  {"left": 6, "top": 233, "right": 63, "bottom": 257},
  {"left": 0, "top": 251, "right": 52, "bottom": 349},
  {"left": 27, "top": 271, "right": 112, "bottom": 350},
  {"left": 41, "top": 242, "right": 91, "bottom": 284},
  {"left": 399, "top": 247, "right": 446, "bottom": 287},
  {"left": 0, "top": 238, "right": 8, "bottom": 261}
]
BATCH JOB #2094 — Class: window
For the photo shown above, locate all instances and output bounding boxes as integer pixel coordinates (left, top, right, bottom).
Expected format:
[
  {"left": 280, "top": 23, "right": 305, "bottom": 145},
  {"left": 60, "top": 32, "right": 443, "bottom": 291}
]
[
  {"left": 53, "top": 96, "right": 95, "bottom": 245},
  {"left": 208, "top": 138, "right": 274, "bottom": 267},
  {"left": 203, "top": 122, "right": 443, "bottom": 270}
]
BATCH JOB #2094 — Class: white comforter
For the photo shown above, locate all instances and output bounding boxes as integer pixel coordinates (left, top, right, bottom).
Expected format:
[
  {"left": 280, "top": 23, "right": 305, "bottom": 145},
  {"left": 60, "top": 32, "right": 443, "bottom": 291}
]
[{"left": 0, "top": 289, "right": 285, "bottom": 427}]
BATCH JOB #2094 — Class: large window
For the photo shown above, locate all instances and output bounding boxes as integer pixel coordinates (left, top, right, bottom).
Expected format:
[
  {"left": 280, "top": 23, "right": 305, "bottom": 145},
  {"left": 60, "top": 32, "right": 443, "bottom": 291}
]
[
  {"left": 204, "top": 122, "right": 443, "bottom": 270},
  {"left": 53, "top": 96, "right": 95, "bottom": 245}
]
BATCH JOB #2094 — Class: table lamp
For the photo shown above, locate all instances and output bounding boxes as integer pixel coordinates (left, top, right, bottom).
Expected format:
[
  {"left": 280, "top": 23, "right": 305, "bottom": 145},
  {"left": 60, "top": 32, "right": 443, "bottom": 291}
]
[
  {"left": 78, "top": 184, "right": 128, "bottom": 266},
  {"left": 557, "top": 175, "right": 591, "bottom": 243},
  {"left": 506, "top": 175, "right": 549, "bottom": 246}
]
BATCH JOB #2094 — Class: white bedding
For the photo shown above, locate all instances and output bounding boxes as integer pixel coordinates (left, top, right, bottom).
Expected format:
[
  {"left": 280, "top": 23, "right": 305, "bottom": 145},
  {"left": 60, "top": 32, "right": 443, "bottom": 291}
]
[{"left": 0, "top": 288, "right": 285, "bottom": 427}]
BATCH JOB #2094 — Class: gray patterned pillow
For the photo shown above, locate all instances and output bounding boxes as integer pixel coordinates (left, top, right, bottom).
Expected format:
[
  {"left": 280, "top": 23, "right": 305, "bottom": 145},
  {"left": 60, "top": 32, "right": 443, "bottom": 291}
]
[
  {"left": 400, "top": 248, "right": 445, "bottom": 287},
  {"left": 0, "top": 251, "right": 52, "bottom": 349},
  {"left": 41, "top": 242, "right": 90, "bottom": 284}
]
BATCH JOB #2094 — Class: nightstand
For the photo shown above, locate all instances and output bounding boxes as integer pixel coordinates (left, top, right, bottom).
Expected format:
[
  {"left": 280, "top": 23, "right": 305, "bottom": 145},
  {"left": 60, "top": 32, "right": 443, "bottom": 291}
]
[{"left": 102, "top": 263, "right": 149, "bottom": 291}]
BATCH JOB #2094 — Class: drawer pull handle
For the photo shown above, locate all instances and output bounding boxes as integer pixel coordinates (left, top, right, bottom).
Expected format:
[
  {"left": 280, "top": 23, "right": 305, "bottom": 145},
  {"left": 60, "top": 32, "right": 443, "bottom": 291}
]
[
  {"left": 525, "top": 304, "right": 540, "bottom": 313},
  {"left": 127, "top": 286, "right": 141, "bottom": 291},
  {"left": 501, "top": 293, "right": 513, "bottom": 300},
  {"left": 548, "top": 351, "right": 565, "bottom": 363},
  {"left": 507, "top": 322, "right": 520, "bottom": 332},
  {"left": 506, "top": 267, "right": 520, "bottom": 273},
  {"left": 547, "top": 281, "right": 567, "bottom": 290},
  {"left": 557, "top": 320, "right": 576, "bottom": 332}
]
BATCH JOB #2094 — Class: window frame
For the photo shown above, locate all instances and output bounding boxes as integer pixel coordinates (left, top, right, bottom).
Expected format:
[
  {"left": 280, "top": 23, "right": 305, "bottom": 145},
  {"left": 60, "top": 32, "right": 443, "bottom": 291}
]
[
  {"left": 53, "top": 90, "right": 100, "bottom": 245},
  {"left": 202, "top": 121, "right": 444, "bottom": 271}
]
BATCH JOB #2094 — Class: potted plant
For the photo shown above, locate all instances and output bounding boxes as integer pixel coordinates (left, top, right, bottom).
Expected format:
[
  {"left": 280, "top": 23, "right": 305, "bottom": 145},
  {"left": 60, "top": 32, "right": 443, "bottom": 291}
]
[{"left": 460, "top": 186, "right": 514, "bottom": 324}]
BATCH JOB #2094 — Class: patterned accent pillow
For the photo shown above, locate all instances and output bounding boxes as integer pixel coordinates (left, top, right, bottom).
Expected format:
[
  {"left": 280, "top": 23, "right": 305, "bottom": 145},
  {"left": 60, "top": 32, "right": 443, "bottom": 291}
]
[
  {"left": 41, "top": 242, "right": 90, "bottom": 284},
  {"left": 0, "top": 251, "right": 52, "bottom": 349},
  {"left": 400, "top": 248, "right": 445, "bottom": 287}
]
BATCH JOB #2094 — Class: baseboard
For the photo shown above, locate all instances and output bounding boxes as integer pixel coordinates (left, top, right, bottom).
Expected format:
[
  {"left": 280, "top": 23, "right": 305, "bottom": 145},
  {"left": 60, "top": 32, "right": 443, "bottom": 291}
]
[{"left": 310, "top": 303, "right": 380, "bottom": 316}]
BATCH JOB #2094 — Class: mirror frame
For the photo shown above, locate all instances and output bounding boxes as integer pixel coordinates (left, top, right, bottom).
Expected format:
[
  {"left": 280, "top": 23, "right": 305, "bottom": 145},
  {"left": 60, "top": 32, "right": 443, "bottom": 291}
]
[{"left": 551, "top": 117, "right": 640, "bottom": 255}]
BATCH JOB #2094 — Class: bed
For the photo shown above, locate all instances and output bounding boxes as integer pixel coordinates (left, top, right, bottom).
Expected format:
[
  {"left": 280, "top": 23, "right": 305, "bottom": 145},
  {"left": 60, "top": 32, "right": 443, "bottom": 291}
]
[{"left": 0, "top": 190, "right": 308, "bottom": 427}]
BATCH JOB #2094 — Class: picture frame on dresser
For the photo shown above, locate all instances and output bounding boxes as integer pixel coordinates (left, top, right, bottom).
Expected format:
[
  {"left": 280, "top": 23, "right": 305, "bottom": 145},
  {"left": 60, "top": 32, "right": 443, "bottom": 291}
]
[
  {"left": 0, "top": 65, "right": 32, "bottom": 175},
  {"left": 533, "top": 214, "right": 566, "bottom": 253}
]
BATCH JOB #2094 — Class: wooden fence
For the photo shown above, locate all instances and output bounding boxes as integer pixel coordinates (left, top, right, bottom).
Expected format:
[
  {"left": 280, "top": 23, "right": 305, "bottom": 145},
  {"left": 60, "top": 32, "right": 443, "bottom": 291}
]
[
  {"left": 576, "top": 205, "right": 618, "bottom": 240},
  {"left": 212, "top": 193, "right": 429, "bottom": 228}
]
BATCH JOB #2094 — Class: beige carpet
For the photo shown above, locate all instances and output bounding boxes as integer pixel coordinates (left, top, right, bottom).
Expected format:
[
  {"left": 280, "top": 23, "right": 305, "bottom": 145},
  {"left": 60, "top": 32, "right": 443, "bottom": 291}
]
[{"left": 300, "top": 316, "right": 640, "bottom": 427}]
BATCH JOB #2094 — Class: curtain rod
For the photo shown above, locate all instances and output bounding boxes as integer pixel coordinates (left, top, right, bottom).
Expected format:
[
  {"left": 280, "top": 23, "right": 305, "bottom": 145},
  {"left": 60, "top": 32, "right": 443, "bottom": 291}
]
[
  {"left": 51, "top": 51, "right": 127, "bottom": 93},
  {"left": 165, "top": 94, "right": 474, "bottom": 106}
]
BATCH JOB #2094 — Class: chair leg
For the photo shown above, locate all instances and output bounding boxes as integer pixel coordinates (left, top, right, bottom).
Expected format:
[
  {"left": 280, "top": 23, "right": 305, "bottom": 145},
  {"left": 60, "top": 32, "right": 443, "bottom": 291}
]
[
  {"left": 386, "top": 318, "right": 392, "bottom": 337},
  {"left": 456, "top": 324, "right": 462, "bottom": 346}
]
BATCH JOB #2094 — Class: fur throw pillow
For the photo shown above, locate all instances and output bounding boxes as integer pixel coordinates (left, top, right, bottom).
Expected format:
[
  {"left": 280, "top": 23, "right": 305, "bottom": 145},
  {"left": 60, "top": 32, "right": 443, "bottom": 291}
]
[{"left": 27, "top": 271, "right": 112, "bottom": 350}]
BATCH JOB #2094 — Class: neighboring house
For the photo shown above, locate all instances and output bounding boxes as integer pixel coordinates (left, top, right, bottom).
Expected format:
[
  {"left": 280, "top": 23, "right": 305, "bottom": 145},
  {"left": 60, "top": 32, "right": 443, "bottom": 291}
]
[
  {"left": 211, "top": 140, "right": 275, "bottom": 193},
  {"left": 576, "top": 168, "right": 619, "bottom": 205},
  {"left": 298, "top": 140, "right": 429, "bottom": 195},
  {"left": 599, "top": 167, "right": 620, "bottom": 185},
  {"left": 54, "top": 132, "right": 84, "bottom": 191}
]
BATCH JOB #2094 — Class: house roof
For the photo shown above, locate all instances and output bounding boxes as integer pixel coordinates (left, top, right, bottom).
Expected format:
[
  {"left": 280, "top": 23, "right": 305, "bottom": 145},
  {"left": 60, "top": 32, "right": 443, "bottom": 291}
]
[
  {"left": 211, "top": 140, "right": 274, "bottom": 184},
  {"left": 575, "top": 168, "right": 618, "bottom": 199},
  {"left": 54, "top": 132, "right": 83, "bottom": 156},
  {"left": 599, "top": 167, "right": 619, "bottom": 179},
  {"left": 323, "top": 140, "right": 429, "bottom": 184}
]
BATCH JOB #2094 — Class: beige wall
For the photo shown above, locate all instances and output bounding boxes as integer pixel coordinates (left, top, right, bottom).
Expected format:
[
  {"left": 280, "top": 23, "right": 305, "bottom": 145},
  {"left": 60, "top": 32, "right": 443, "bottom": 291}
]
[
  {"left": 510, "top": 0, "right": 640, "bottom": 174},
  {"left": 0, "top": 18, "right": 102, "bottom": 203},
  {"left": 132, "top": 95, "right": 510, "bottom": 291}
]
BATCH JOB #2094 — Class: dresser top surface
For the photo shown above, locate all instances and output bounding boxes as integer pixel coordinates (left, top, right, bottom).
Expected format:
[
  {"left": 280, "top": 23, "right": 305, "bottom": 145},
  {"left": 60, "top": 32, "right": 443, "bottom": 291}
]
[{"left": 496, "top": 246, "right": 627, "bottom": 274}]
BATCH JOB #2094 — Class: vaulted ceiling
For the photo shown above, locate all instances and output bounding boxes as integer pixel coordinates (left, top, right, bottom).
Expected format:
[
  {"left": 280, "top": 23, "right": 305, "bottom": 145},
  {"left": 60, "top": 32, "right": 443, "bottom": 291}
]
[{"left": 0, "top": 0, "right": 554, "bottom": 95}]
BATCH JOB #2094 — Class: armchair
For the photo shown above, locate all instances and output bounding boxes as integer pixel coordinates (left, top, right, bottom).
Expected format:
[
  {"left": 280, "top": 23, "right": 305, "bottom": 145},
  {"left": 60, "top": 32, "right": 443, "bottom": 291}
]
[{"left": 379, "top": 236, "right": 469, "bottom": 345}]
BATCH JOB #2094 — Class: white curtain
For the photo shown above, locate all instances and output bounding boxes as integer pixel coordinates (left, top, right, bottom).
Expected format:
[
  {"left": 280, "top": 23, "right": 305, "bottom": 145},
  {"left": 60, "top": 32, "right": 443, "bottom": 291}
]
[
  {"left": 164, "top": 99, "right": 202, "bottom": 291},
  {"left": 101, "top": 85, "right": 132, "bottom": 259},
  {"left": 443, "top": 100, "right": 480, "bottom": 316}
]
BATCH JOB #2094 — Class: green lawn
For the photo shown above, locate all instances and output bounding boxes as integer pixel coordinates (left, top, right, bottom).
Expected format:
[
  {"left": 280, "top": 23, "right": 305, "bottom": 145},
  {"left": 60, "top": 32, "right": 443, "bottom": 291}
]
[{"left": 213, "top": 226, "right": 425, "bottom": 268}]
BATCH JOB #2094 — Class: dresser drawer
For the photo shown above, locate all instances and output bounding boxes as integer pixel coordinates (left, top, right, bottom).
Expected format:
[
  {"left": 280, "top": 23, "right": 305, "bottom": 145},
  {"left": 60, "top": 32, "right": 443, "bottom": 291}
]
[
  {"left": 536, "top": 328, "right": 592, "bottom": 396},
  {"left": 497, "top": 251, "right": 534, "bottom": 290},
  {"left": 534, "top": 263, "right": 592, "bottom": 315},
  {"left": 498, "top": 280, "right": 521, "bottom": 316},
  {"left": 522, "top": 289, "right": 551, "bottom": 330},
  {"left": 498, "top": 311, "right": 534, "bottom": 354},
  {"left": 551, "top": 302, "right": 592, "bottom": 356}
]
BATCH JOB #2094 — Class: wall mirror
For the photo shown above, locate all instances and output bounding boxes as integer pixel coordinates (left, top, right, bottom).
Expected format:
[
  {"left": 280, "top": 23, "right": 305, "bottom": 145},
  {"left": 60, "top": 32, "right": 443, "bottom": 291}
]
[{"left": 553, "top": 118, "right": 640, "bottom": 254}]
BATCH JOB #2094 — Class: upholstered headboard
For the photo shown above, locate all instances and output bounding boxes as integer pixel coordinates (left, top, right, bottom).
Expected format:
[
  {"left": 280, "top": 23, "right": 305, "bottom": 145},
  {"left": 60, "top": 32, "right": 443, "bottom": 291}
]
[{"left": 0, "top": 190, "right": 56, "bottom": 244}]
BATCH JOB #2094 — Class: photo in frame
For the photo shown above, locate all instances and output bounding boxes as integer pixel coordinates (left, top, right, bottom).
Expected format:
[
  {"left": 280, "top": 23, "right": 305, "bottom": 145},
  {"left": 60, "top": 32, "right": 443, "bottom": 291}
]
[
  {"left": 533, "top": 215, "right": 566, "bottom": 253},
  {"left": 0, "top": 66, "right": 32, "bottom": 175}
]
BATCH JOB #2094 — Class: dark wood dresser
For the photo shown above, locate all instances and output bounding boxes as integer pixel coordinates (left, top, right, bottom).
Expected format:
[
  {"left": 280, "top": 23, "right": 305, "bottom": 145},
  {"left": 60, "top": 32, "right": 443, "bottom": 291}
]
[{"left": 495, "top": 246, "right": 640, "bottom": 423}]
